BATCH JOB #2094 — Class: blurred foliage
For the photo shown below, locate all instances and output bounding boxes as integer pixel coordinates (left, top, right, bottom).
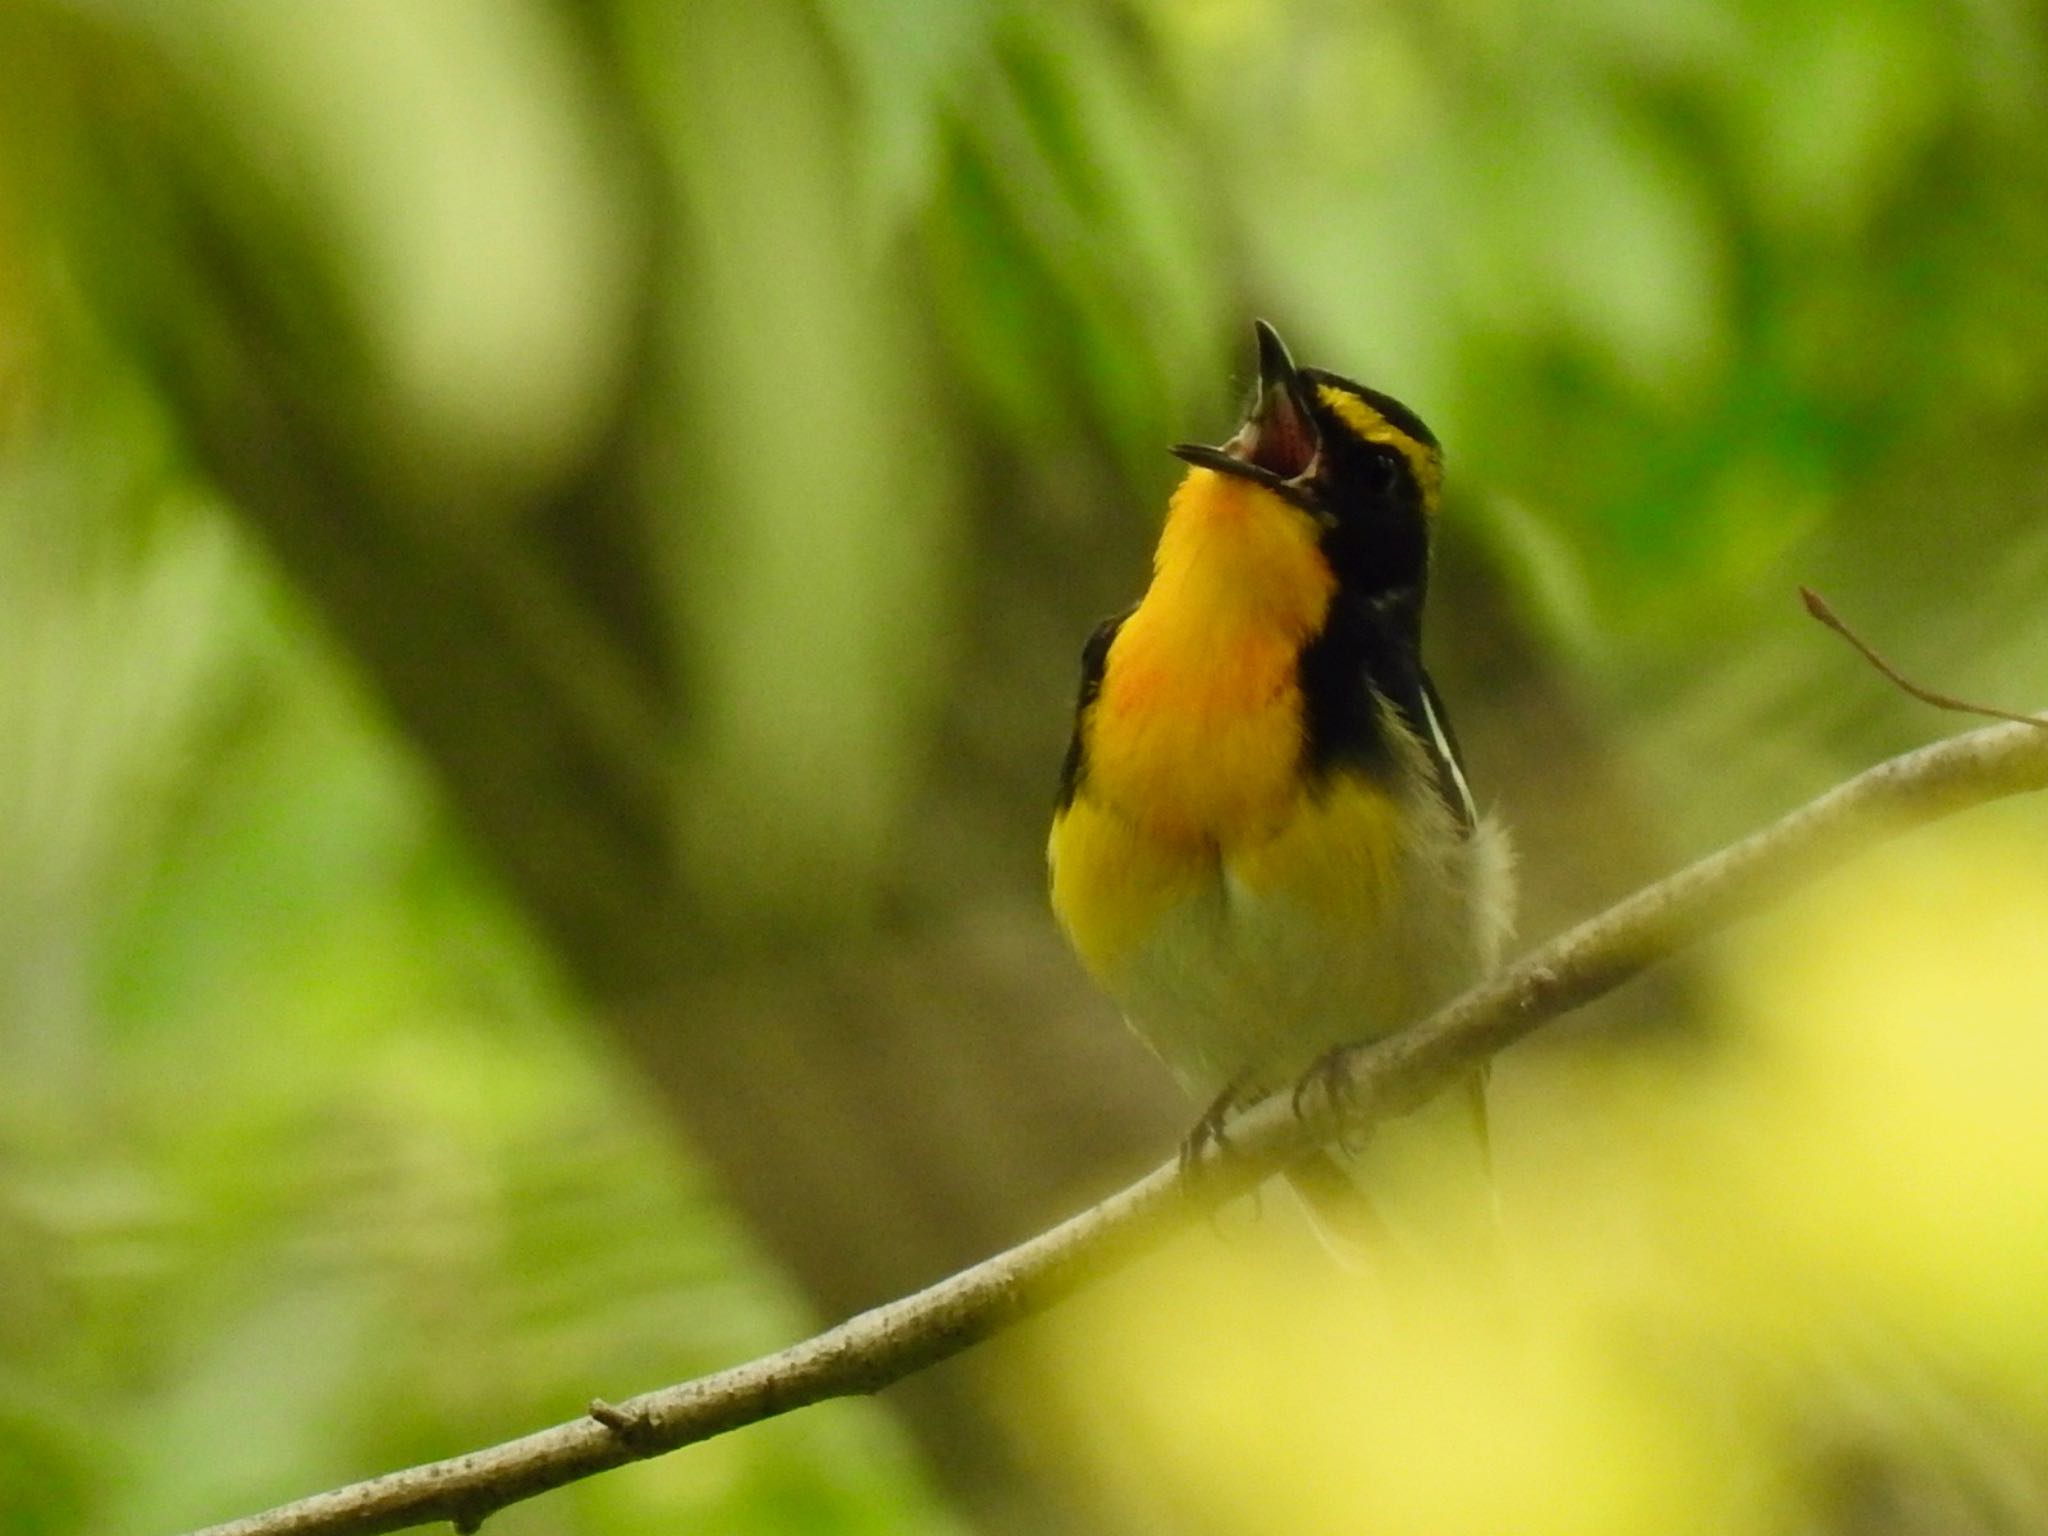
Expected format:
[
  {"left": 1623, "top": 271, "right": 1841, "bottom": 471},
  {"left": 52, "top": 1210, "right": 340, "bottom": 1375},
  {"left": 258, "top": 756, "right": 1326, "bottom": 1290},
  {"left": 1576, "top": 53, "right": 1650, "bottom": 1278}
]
[
  {"left": 3, "top": 0, "right": 2048, "bottom": 1532},
  {"left": 0, "top": 433, "right": 959, "bottom": 1533},
  {"left": 1039, "top": 816, "right": 2048, "bottom": 1535}
]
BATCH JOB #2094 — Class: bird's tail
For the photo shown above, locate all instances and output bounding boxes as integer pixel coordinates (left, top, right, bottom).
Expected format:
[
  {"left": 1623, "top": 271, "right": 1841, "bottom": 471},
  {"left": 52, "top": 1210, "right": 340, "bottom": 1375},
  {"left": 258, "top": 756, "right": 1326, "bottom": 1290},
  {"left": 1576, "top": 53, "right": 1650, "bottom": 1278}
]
[{"left": 1284, "top": 1067, "right": 1499, "bottom": 1276}]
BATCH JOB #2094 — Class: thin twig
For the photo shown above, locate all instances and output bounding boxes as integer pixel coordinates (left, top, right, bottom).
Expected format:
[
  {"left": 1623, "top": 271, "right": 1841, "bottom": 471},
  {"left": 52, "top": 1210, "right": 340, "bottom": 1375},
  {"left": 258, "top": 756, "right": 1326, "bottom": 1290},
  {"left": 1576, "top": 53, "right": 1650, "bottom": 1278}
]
[
  {"left": 1801, "top": 587, "right": 2048, "bottom": 729},
  {"left": 187, "top": 719, "right": 2048, "bottom": 1536}
]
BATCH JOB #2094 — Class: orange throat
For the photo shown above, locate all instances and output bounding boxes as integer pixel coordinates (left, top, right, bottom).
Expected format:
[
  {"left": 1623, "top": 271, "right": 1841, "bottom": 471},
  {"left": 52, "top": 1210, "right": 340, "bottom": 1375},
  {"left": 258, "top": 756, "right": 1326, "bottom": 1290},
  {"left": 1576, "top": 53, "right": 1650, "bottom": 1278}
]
[{"left": 1085, "top": 469, "right": 1334, "bottom": 845}]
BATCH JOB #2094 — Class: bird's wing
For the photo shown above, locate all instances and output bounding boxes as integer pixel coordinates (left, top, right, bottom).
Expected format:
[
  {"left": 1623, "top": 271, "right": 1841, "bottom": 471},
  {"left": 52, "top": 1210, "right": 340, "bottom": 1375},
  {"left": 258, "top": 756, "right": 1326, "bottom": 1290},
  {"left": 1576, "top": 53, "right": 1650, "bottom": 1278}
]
[
  {"left": 1374, "top": 650, "right": 1478, "bottom": 835},
  {"left": 1415, "top": 667, "right": 1479, "bottom": 833},
  {"left": 1055, "top": 608, "right": 1129, "bottom": 809}
]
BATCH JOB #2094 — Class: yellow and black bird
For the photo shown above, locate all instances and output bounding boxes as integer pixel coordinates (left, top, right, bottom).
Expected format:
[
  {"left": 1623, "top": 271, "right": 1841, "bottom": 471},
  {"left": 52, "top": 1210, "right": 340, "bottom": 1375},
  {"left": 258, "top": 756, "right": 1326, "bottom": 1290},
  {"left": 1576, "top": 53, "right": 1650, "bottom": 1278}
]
[{"left": 1049, "top": 320, "right": 1512, "bottom": 1246}]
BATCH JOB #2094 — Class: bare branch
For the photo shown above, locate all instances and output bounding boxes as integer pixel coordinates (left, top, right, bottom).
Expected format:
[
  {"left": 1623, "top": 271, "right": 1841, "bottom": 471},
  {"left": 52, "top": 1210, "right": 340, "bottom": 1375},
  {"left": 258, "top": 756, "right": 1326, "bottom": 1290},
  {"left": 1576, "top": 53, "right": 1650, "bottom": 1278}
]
[
  {"left": 188, "top": 718, "right": 2048, "bottom": 1536},
  {"left": 1802, "top": 587, "right": 2048, "bottom": 729}
]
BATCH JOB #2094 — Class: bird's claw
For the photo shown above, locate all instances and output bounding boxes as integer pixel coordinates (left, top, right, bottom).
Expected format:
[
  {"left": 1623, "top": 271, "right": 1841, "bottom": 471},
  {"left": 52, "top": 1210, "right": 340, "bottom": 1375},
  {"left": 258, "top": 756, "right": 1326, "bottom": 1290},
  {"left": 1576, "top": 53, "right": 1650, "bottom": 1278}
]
[
  {"left": 1178, "top": 1072, "right": 1253, "bottom": 1181},
  {"left": 1291, "top": 1046, "right": 1371, "bottom": 1157}
]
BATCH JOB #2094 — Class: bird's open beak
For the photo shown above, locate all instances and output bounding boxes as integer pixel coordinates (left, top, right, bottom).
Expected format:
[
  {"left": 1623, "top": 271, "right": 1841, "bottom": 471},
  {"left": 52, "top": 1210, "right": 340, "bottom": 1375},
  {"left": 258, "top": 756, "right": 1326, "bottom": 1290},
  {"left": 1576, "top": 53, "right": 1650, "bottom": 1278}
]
[{"left": 1171, "top": 320, "right": 1321, "bottom": 499}]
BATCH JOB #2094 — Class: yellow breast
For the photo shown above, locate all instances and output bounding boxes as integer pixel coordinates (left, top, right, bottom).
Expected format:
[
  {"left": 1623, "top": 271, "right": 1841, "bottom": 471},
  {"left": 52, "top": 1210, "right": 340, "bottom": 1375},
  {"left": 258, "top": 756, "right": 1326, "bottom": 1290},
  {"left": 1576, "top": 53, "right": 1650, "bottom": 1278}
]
[
  {"left": 1049, "top": 773, "right": 1403, "bottom": 984},
  {"left": 1048, "top": 792, "right": 1212, "bottom": 980},
  {"left": 1049, "top": 466, "right": 1401, "bottom": 985}
]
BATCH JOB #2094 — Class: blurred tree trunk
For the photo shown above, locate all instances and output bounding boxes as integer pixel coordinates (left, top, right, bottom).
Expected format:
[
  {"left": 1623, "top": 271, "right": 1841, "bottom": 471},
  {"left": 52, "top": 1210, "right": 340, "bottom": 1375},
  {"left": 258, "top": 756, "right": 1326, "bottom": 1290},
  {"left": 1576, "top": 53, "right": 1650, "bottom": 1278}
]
[{"left": 27, "top": 17, "right": 1185, "bottom": 1535}]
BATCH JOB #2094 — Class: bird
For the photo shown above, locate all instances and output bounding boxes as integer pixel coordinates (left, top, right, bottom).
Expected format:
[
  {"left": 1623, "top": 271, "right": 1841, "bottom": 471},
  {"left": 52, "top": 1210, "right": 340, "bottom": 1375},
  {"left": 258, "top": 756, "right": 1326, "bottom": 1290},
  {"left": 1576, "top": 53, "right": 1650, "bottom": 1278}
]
[{"left": 1048, "top": 319, "right": 1512, "bottom": 1253}]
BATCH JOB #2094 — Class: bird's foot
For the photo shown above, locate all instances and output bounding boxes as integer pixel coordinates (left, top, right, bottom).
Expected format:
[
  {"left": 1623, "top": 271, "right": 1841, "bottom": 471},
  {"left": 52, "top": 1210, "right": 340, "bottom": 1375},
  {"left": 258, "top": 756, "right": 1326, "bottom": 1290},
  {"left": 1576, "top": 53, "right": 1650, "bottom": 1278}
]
[
  {"left": 1178, "top": 1069, "right": 1256, "bottom": 1181},
  {"left": 1291, "top": 1045, "right": 1372, "bottom": 1158}
]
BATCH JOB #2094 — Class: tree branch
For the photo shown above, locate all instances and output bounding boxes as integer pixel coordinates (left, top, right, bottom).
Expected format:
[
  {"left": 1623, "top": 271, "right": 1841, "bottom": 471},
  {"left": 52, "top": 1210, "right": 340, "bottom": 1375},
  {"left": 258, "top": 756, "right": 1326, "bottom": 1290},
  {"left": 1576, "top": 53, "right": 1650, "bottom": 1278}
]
[
  {"left": 189, "top": 718, "right": 2048, "bottom": 1536},
  {"left": 1802, "top": 587, "right": 2048, "bottom": 729}
]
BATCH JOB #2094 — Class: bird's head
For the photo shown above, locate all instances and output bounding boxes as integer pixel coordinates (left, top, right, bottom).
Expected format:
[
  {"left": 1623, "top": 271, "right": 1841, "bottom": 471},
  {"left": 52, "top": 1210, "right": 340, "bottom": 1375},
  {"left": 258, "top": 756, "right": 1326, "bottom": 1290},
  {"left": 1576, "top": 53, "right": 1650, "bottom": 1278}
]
[{"left": 1171, "top": 320, "right": 1442, "bottom": 598}]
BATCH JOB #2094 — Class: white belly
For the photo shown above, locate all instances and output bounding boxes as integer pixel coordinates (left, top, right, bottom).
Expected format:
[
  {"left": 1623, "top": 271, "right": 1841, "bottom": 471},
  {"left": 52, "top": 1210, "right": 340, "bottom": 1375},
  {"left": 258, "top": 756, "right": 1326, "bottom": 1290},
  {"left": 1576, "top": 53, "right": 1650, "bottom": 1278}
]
[{"left": 1108, "top": 804, "right": 1510, "bottom": 1098}]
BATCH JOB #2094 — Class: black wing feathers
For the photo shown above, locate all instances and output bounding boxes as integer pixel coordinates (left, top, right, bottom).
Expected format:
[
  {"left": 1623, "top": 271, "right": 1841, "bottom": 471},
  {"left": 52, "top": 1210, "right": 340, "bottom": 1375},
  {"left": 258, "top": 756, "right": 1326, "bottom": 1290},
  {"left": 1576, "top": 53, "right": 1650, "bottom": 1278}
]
[
  {"left": 1298, "top": 593, "right": 1476, "bottom": 833},
  {"left": 1413, "top": 667, "right": 1479, "bottom": 833},
  {"left": 1056, "top": 609, "right": 1128, "bottom": 809}
]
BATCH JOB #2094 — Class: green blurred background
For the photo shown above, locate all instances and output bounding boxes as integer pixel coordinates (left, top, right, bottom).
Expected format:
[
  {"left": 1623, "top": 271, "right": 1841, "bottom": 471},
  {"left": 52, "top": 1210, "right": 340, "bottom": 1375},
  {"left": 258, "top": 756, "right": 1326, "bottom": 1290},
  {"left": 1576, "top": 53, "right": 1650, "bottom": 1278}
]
[{"left": 3, "top": 1, "right": 2047, "bottom": 1532}]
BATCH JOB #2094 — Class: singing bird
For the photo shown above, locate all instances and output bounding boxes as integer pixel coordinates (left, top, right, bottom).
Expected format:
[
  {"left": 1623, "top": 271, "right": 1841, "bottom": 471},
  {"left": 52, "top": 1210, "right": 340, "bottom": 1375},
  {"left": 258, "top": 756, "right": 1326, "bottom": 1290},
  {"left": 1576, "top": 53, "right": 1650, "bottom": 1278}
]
[{"left": 1049, "top": 321, "right": 1512, "bottom": 1245}]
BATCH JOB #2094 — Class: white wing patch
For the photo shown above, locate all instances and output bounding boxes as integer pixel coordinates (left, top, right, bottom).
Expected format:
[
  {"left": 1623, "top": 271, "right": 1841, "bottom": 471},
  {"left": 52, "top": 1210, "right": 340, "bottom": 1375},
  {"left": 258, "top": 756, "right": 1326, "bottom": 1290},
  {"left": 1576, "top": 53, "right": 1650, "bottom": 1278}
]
[{"left": 1419, "top": 685, "right": 1478, "bottom": 830}]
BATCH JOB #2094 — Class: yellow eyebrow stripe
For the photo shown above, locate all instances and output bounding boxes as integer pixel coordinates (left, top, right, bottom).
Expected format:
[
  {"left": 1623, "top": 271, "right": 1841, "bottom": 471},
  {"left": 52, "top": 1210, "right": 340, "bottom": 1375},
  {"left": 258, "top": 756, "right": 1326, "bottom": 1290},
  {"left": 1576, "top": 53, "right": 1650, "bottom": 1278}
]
[{"left": 1316, "top": 384, "right": 1443, "bottom": 508}]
